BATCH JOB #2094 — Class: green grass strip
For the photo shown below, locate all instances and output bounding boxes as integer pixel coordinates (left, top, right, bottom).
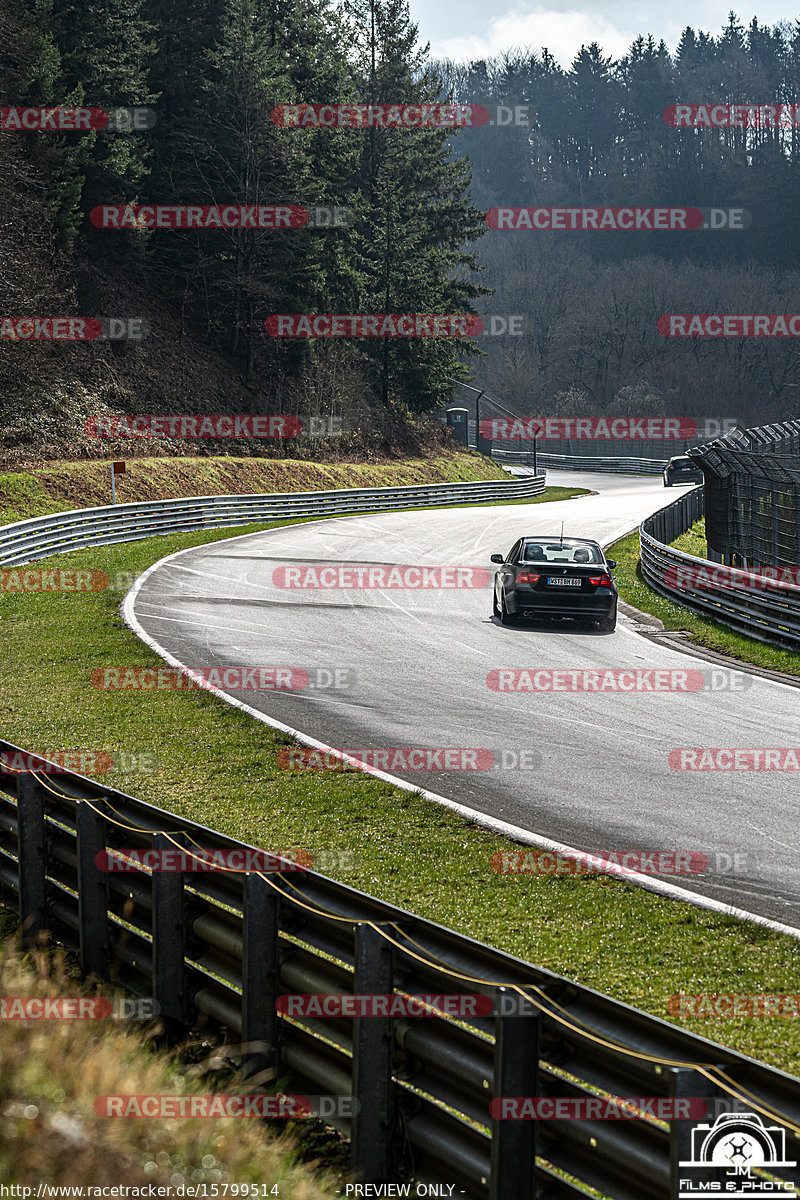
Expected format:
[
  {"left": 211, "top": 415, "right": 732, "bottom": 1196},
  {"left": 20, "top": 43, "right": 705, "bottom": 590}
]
[{"left": 2, "top": 498, "right": 799, "bottom": 1078}]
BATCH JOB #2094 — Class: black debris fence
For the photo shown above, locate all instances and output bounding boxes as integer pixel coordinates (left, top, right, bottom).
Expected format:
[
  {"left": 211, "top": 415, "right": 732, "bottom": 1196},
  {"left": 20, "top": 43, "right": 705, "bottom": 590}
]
[
  {"left": 689, "top": 420, "right": 800, "bottom": 568},
  {"left": 641, "top": 486, "right": 800, "bottom": 650},
  {"left": 1, "top": 739, "right": 799, "bottom": 1197},
  {"left": 643, "top": 483, "right": 705, "bottom": 547}
]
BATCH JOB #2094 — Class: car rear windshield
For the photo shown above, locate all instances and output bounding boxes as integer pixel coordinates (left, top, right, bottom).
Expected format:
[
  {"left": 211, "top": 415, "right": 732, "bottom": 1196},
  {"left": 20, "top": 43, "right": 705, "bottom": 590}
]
[
  {"left": 520, "top": 541, "right": 604, "bottom": 565},
  {"left": 670, "top": 458, "right": 693, "bottom": 468}
]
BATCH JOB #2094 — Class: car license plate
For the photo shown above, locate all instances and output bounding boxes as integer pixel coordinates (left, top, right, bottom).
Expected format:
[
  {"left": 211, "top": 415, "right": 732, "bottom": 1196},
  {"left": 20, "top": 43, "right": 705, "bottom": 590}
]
[{"left": 548, "top": 577, "right": 581, "bottom": 587}]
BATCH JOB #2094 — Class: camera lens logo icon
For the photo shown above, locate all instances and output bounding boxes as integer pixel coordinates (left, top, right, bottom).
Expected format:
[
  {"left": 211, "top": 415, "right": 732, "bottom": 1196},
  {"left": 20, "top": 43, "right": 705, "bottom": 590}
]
[{"left": 681, "top": 1112, "right": 796, "bottom": 1168}]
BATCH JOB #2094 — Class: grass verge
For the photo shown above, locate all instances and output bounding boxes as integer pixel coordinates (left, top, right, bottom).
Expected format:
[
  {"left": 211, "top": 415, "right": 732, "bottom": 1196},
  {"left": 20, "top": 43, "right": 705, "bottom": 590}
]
[
  {"left": 608, "top": 517, "right": 800, "bottom": 677},
  {"left": 0, "top": 451, "right": 510, "bottom": 525},
  {"left": 0, "top": 914, "right": 337, "bottom": 1194},
  {"left": 2, "top": 502, "right": 799, "bottom": 1078}
]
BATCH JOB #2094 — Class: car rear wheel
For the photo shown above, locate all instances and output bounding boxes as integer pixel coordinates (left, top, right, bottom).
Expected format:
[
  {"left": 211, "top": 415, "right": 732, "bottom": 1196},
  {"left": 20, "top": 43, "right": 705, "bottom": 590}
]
[
  {"left": 500, "top": 592, "right": 517, "bottom": 626},
  {"left": 598, "top": 613, "right": 616, "bottom": 632}
]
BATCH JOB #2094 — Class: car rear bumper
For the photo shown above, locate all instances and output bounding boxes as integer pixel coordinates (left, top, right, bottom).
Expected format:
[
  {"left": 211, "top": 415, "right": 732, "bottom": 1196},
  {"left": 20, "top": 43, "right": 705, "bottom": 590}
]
[{"left": 510, "top": 590, "right": 616, "bottom": 618}]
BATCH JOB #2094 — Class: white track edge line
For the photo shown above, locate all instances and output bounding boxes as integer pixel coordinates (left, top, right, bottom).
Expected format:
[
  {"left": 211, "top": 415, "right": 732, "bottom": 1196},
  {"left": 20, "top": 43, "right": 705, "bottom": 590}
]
[{"left": 121, "top": 519, "right": 800, "bottom": 942}]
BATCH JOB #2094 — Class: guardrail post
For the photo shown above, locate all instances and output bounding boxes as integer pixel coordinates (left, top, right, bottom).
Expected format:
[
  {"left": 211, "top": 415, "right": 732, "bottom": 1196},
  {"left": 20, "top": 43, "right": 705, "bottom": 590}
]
[
  {"left": 242, "top": 871, "right": 280, "bottom": 1081},
  {"left": 669, "top": 1065, "right": 723, "bottom": 1198},
  {"left": 76, "top": 798, "right": 109, "bottom": 977},
  {"left": 17, "top": 773, "right": 47, "bottom": 943},
  {"left": 490, "top": 987, "right": 539, "bottom": 1200},
  {"left": 151, "top": 832, "right": 187, "bottom": 1030},
  {"left": 351, "top": 922, "right": 395, "bottom": 1182}
]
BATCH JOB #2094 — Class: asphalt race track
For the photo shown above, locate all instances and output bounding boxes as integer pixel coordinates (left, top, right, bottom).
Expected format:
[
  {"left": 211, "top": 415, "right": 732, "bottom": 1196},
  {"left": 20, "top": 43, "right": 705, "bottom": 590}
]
[{"left": 127, "top": 470, "right": 800, "bottom": 928}]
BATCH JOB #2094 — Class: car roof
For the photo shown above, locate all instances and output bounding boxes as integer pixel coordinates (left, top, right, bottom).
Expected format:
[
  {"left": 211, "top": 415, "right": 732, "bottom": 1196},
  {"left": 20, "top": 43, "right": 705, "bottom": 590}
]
[{"left": 522, "top": 536, "right": 601, "bottom": 546}]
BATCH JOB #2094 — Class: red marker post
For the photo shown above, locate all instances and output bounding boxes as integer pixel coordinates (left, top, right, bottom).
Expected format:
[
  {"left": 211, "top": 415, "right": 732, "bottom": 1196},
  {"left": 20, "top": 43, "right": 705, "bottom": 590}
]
[{"left": 111, "top": 460, "right": 126, "bottom": 504}]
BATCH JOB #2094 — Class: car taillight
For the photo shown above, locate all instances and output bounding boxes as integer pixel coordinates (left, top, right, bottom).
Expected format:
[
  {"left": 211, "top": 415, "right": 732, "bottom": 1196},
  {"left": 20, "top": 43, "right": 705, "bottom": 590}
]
[
  {"left": 589, "top": 575, "right": 612, "bottom": 587},
  {"left": 517, "top": 572, "right": 541, "bottom": 584}
]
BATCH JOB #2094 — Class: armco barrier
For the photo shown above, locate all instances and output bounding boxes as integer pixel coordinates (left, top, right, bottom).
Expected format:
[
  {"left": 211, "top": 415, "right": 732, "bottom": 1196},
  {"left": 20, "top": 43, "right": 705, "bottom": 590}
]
[
  {"left": 490, "top": 448, "right": 667, "bottom": 474},
  {"left": 0, "top": 476, "right": 545, "bottom": 569},
  {"left": 0, "top": 741, "right": 799, "bottom": 1197},
  {"left": 533, "top": 452, "right": 667, "bottom": 475},
  {"left": 640, "top": 486, "right": 800, "bottom": 649}
]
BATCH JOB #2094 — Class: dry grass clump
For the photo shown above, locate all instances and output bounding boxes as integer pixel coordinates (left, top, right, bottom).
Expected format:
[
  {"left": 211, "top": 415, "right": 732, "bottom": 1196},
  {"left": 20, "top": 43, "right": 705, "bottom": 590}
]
[{"left": 0, "top": 932, "right": 336, "bottom": 1196}]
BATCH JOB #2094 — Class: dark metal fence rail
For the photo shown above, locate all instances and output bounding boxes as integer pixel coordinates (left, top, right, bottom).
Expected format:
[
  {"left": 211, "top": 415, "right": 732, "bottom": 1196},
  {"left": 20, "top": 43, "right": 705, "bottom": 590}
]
[
  {"left": 641, "top": 487, "right": 800, "bottom": 649},
  {"left": 639, "top": 420, "right": 800, "bottom": 649},
  {"left": 0, "top": 476, "right": 546, "bottom": 569},
  {"left": 1, "top": 741, "right": 798, "bottom": 1198}
]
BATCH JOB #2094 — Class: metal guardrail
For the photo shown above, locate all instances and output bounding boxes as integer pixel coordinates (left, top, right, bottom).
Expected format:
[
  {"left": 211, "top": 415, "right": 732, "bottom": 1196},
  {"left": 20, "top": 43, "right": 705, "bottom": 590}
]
[
  {"left": 532, "top": 453, "right": 667, "bottom": 475},
  {"left": 0, "top": 476, "right": 546, "bottom": 569},
  {"left": 640, "top": 486, "right": 800, "bottom": 650},
  {"left": 1, "top": 741, "right": 799, "bottom": 1198},
  {"left": 489, "top": 447, "right": 667, "bottom": 474}
]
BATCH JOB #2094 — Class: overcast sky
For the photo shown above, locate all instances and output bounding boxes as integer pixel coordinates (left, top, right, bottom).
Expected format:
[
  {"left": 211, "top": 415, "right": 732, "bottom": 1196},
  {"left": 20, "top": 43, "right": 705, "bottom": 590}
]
[{"left": 408, "top": 1, "right": 799, "bottom": 67}]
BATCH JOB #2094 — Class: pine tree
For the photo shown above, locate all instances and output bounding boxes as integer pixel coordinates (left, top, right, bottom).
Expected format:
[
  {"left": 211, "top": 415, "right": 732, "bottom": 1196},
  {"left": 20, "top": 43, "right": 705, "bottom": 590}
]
[
  {"left": 343, "top": 0, "right": 490, "bottom": 411},
  {"left": 48, "top": 0, "right": 156, "bottom": 253}
]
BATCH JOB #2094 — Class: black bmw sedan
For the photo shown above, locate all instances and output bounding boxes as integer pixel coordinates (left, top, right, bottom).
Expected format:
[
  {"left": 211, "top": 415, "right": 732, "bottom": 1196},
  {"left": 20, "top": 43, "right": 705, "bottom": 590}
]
[
  {"left": 663, "top": 455, "right": 703, "bottom": 487},
  {"left": 490, "top": 536, "right": 617, "bottom": 631}
]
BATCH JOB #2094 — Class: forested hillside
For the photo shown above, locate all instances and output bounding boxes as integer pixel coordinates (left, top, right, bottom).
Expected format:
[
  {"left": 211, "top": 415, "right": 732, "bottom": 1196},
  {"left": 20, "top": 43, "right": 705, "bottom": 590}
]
[
  {"left": 0, "top": 0, "right": 486, "bottom": 463},
  {"left": 437, "top": 20, "right": 800, "bottom": 422},
  {"left": 1, "top": 2, "right": 799, "bottom": 463}
]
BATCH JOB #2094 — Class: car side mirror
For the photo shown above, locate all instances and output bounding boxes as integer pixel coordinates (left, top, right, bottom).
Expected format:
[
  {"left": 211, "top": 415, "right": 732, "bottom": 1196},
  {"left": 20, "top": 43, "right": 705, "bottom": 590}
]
[
  {"left": 490, "top": 554, "right": 504, "bottom": 564},
  {"left": 607, "top": 560, "right": 616, "bottom": 569}
]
